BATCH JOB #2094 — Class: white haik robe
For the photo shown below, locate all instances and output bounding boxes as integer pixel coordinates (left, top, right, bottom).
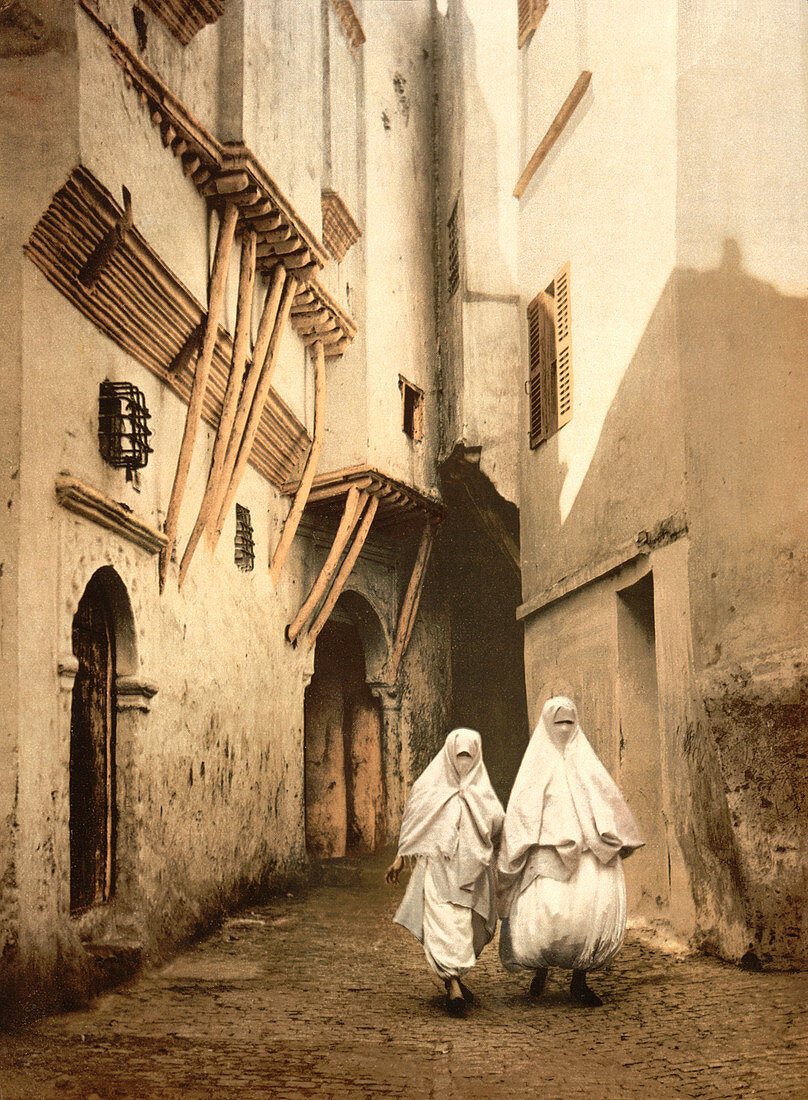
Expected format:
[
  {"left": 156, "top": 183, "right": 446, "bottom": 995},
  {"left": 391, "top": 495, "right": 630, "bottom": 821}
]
[
  {"left": 393, "top": 729, "right": 504, "bottom": 980},
  {"left": 498, "top": 698, "right": 644, "bottom": 972}
]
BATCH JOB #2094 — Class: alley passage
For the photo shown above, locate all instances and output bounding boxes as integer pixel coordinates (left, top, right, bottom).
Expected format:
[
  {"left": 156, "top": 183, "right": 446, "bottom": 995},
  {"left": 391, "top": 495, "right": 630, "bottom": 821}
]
[{"left": 2, "top": 858, "right": 807, "bottom": 1099}]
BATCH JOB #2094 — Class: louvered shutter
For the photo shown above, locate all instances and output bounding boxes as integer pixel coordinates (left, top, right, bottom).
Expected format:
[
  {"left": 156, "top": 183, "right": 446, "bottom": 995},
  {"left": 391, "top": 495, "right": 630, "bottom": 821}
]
[
  {"left": 518, "top": 0, "right": 549, "bottom": 49},
  {"left": 552, "top": 261, "right": 573, "bottom": 429},
  {"left": 527, "top": 290, "right": 554, "bottom": 447}
]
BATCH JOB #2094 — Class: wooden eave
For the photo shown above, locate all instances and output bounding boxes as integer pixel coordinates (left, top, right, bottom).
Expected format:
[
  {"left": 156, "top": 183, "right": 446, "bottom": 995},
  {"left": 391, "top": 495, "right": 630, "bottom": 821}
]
[
  {"left": 321, "top": 189, "right": 362, "bottom": 263},
  {"left": 25, "top": 167, "right": 310, "bottom": 490},
  {"left": 141, "top": 0, "right": 225, "bottom": 46},
  {"left": 289, "top": 279, "right": 358, "bottom": 359},
  {"left": 282, "top": 465, "right": 444, "bottom": 534},
  {"left": 77, "top": 1, "right": 336, "bottom": 292}
]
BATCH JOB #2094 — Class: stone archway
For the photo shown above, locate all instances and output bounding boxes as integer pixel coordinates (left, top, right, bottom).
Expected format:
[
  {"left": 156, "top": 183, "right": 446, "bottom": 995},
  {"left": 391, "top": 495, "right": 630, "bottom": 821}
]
[{"left": 304, "top": 594, "right": 388, "bottom": 859}]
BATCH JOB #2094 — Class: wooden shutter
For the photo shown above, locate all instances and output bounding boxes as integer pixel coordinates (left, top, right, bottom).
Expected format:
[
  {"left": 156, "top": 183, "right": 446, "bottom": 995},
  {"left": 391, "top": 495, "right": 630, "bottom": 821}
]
[
  {"left": 518, "top": 0, "right": 549, "bottom": 49},
  {"left": 552, "top": 262, "right": 573, "bottom": 428},
  {"left": 527, "top": 290, "right": 554, "bottom": 447}
]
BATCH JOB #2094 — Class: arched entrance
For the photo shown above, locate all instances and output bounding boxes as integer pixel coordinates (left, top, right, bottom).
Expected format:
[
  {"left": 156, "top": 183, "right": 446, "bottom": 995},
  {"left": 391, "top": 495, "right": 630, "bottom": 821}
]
[
  {"left": 304, "top": 598, "right": 387, "bottom": 859},
  {"left": 69, "top": 566, "right": 135, "bottom": 913}
]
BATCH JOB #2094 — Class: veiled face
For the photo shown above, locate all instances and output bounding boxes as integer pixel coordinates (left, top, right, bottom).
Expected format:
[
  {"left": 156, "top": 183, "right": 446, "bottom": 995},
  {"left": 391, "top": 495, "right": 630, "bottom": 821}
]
[
  {"left": 550, "top": 702, "right": 577, "bottom": 746},
  {"left": 449, "top": 728, "right": 480, "bottom": 778},
  {"left": 455, "top": 750, "right": 474, "bottom": 777}
]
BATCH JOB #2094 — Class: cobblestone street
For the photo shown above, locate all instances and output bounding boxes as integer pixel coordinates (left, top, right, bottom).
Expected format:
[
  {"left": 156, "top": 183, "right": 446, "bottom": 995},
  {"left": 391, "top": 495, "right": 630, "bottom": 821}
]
[{"left": 2, "top": 857, "right": 807, "bottom": 1099}]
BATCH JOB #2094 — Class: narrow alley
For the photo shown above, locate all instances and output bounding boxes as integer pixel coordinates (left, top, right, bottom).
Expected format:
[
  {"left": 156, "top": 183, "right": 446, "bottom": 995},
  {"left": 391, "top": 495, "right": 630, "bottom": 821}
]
[{"left": 2, "top": 858, "right": 806, "bottom": 1100}]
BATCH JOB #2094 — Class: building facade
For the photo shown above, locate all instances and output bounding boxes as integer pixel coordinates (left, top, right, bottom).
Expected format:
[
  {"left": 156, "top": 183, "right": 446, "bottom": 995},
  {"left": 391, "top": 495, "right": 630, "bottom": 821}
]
[{"left": 1, "top": 0, "right": 806, "bottom": 1021}]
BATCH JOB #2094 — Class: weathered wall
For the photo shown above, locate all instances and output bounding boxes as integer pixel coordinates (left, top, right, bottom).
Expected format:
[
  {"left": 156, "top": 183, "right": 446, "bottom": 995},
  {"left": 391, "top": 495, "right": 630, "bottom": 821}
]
[
  {"left": 363, "top": 0, "right": 438, "bottom": 493},
  {"left": 675, "top": 1, "right": 808, "bottom": 967},
  {"left": 515, "top": 0, "right": 808, "bottom": 966},
  {"left": 433, "top": 0, "right": 520, "bottom": 502},
  {"left": 0, "top": 0, "right": 82, "bottom": 1015}
]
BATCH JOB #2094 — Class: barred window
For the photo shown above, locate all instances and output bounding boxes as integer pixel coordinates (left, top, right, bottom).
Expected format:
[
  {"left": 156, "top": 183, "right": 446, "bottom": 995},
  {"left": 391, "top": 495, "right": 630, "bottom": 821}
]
[
  {"left": 234, "top": 504, "right": 255, "bottom": 572},
  {"left": 399, "top": 376, "right": 424, "bottom": 442}
]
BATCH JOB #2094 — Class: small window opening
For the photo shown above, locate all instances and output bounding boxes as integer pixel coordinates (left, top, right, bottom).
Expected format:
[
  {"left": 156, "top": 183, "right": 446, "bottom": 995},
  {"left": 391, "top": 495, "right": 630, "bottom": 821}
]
[
  {"left": 447, "top": 200, "right": 460, "bottom": 298},
  {"left": 399, "top": 376, "right": 424, "bottom": 442},
  {"left": 235, "top": 504, "right": 255, "bottom": 571}
]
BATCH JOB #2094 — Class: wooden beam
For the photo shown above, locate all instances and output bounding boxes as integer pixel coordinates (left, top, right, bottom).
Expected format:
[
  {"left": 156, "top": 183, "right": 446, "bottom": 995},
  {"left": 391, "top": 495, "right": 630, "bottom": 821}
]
[
  {"left": 269, "top": 340, "right": 327, "bottom": 587},
  {"left": 513, "top": 70, "right": 592, "bottom": 200},
  {"left": 385, "top": 521, "right": 435, "bottom": 683},
  {"left": 178, "top": 228, "right": 257, "bottom": 588},
  {"left": 286, "top": 486, "right": 364, "bottom": 645},
  {"left": 203, "top": 263, "right": 286, "bottom": 551},
  {"left": 159, "top": 200, "right": 238, "bottom": 592},
  {"left": 306, "top": 495, "right": 379, "bottom": 649},
  {"left": 209, "top": 271, "right": 299, "bottom": 550}
]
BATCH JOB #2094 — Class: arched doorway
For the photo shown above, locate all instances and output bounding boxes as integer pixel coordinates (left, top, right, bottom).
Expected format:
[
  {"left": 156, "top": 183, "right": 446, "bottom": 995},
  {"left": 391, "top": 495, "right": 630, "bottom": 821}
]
[
  {"left": 68, "top": 566, "right": 135, "bottom": 914},
  {"left": 304, "top": 605, "right": 387, "bottom": 859}
]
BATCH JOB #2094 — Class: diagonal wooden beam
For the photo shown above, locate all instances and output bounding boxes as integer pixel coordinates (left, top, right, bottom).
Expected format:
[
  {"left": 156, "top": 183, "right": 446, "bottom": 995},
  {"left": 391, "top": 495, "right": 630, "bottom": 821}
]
[
  {"left": 203, "top": 263, "right": 286, "bottom": 551},
  {"left": 286, "top": 486, "right": 365, "bottom": 645},
  {"left": 178, "top": 228, "right": 257, "bottom": 588},
  {"left": 209, "top": 271, "right": 299, "bottom": 551},
  {"left": 269, "top": 339, "right": 327, "bottom": 587},
  {"left": 159, "top": 201, "right": 239, "bottom": 592},
  {"left": 384, "top": 521, "right": 435, "bottom": 684},
  {"left": 513, "top": 70, "right": 592, "bottom": 200},
  {"left": 306, "top": 494, "right": 379, "bottom": 649}
]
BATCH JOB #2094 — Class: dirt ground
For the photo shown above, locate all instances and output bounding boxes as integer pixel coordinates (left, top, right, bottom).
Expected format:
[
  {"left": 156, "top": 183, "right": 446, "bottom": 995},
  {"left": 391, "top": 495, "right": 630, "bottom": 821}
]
[{"left": 2, "top": 856, "right": 807, "bottom": 1099}]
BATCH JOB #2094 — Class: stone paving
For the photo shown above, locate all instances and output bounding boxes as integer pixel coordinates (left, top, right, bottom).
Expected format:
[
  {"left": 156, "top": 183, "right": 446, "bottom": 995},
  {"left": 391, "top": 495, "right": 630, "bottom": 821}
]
[{"left": 1, "top": 856, "right": 807, "bottom": 1099}]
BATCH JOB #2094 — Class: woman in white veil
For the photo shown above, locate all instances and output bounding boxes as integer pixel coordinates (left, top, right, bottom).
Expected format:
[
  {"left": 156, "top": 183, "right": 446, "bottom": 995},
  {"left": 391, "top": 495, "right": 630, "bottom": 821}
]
[
  {"left": 498, "top": 697, "right": 644, "bottom": 1005},
  {"left": 386, "top": 728, "right": 504, "bottom": 1015}
]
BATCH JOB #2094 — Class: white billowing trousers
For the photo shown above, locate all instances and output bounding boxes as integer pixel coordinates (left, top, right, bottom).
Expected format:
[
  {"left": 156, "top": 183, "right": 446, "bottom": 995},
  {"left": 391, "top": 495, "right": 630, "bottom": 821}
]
[
  {"left": 500, "top": 851, "right": 626, "bottom": 972},
  {"left": 422, "top": 864, "right": 477, "bottom": 980}
]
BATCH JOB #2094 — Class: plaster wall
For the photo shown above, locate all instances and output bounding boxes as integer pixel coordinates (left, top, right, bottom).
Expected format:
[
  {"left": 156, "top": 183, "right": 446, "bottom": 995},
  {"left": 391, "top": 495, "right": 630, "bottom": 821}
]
[
  {"left": 674, "top": 1, "right": 808, "bottom": 966},
  {"left": 0, "top": 0, "right": 81, "bottom": 1012},
  {"left": 433, "top": 1, "right": 520, "bottom": 502},
  {"left": 363, "top": 0, "right": 438, "bottom": 494},
  {"left": 516, "top": 0, "right": 680, "bottom": 599}
]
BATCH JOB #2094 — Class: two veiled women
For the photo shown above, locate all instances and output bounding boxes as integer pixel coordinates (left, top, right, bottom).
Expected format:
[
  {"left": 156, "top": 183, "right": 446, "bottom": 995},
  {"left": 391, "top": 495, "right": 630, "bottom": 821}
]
[
  {"left": 386, "top": 728, "right": 504, "bottom": 1015},
  {"left": 498, "top": 697, "right": 644, "bottom": 1005}
]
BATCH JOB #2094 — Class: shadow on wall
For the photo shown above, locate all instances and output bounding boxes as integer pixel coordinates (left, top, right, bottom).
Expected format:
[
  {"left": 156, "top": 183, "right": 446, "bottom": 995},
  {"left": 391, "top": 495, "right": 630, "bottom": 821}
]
[{"left": 526, "top": 240, "right": 808, "bottom": 967}]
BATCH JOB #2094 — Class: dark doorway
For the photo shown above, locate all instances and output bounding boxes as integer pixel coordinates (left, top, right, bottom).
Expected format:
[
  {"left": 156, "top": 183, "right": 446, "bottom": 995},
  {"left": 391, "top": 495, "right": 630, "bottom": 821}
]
[
  {"left": 616, "top": 571, "right": 670, "bottom": 913},
  {"left": 437, "top": 449, "right": 530, "bottom": 803},
  {"left": 70, "top": 571, "right": 117, "bottom": 913},
  {"left": 304, "top": 620, "right": 386, "bottom": 858}
]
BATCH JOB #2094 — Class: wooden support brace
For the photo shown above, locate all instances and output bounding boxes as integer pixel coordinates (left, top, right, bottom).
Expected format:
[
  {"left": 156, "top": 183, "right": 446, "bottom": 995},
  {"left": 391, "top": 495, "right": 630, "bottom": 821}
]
[
  {"left": 159, "top": 200, "right": 238, "bottom": 592},
  {"left": 513, "top": 70, "right": 592, "bottom": 200},
  {"left": 203, "top": 263, "right": 286, "bottom": 551},
  {"left": 384, "top": 521, "right": 435, "bottom": 684},
  {"left": 209, "top": 271, "right": 299, "bottom": 550},
  {"left": 306, "top": 494, "right": 379, "bottom": 649},
  {"left": 286, "top": 486, "right": 364, "bottom": 645},
  {"left": 269, "top": 339, "right": 327, "bottom": 587},
  {"left": 178, "top": 228, "right": 257, "bottom": 588}
]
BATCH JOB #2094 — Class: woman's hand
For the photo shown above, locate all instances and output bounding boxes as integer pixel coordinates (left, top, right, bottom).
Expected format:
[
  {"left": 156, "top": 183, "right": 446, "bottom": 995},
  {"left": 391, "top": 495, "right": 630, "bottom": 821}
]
[{"left": 385, "top": 855, "right": 404, "bottom": 885}]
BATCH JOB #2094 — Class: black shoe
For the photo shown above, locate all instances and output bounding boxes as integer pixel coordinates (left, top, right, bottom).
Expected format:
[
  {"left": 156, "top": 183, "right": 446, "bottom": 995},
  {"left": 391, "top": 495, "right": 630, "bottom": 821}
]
[
  {"left": 458, "top": 980, "right": 475, "bottom": 1004},
  {"left": 529, "top": 968, "right": 548, "bottom": 998},
  {"left": 570, "top": 980, "right": 603, "bottom": 1007},
  {"left": 445, "top": 980, "right": 466, "bottom": 1016}
]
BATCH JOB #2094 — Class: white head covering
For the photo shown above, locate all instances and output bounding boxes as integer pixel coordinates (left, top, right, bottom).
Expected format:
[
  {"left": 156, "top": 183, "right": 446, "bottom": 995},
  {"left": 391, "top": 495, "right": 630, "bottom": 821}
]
[
  {"left": 397, "top": 728, "right": 505, "bottom": 890},
  {"left": 499, "top": 697, "right": 644, "bottom": 888}
]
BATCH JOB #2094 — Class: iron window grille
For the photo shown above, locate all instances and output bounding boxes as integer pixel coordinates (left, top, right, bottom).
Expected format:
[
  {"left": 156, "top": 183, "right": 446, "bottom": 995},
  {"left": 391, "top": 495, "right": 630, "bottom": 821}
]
[
  {"left": 234, "top": 504, "right": 255, "bottom": 571},
  {"left": 447, "top": 200, "right": 460, "bottom": 298},
  {"left": 98, "top": 380, "right": 152, "bottom": 480}
]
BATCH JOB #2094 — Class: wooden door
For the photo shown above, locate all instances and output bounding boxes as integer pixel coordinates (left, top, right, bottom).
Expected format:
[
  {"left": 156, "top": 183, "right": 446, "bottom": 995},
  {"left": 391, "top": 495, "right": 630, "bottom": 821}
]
[{"left": 70, "top": 578, "right": 116, "bottom": 913}]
